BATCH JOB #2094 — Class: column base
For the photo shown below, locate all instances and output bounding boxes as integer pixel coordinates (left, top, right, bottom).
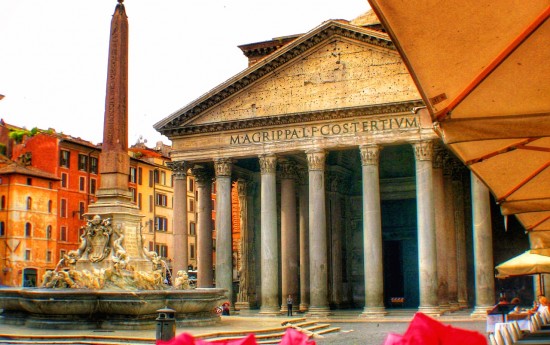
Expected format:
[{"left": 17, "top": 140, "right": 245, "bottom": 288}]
[
  {"left": 448, "top": 302, "right": 461, "bottom": 312},
  {"left": 470, "top": 306, "right": 491, "bottom": 319},
  {"left": 299, "top": 303, "right": 309, "bottom": 313},
  {"left": 360, "top": 307, "right": 387, "bottom": 318},
  {"left": 438, "top": 303, "right": 451, "bottom": 314},
  {"left": 235, "top": 301, "right": 250, "bottom": 311},
  {"left": 259, "top": 305, "right": 281, "bottom": 316},
  {"left": 306, "top": 306, "right": 331, "bottom": 317},
  {"left": 418, "top": 306, "right": 441, "bottom": 317},
  {"left": 458, "top": 300, "right": 469, "bottom": 309}
]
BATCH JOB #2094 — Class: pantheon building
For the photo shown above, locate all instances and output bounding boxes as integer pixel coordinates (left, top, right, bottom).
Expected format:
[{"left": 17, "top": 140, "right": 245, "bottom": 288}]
[{"left": 156, "top": 12, "right": 517, "bottom": 317}]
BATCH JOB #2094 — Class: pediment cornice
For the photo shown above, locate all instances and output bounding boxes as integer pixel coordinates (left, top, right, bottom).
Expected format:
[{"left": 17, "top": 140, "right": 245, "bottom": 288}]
[
  {"left": 165, "top": 100, "right": 422, "bottom": 137},
  {"left": 154, "top": 21, "right": 394, "bottom": 137}
]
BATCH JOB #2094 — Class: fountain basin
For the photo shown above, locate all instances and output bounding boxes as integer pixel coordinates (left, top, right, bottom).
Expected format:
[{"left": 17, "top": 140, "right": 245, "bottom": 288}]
[{"left": 0, "top": 287, "right": 226, "bottom": 330}]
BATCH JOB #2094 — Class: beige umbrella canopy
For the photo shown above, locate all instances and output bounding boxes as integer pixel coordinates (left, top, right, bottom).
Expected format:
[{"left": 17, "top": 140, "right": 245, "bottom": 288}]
[
  {"left": 496, "top": 251, "right": 550, "bottom": 280},
  {"left": 366, "top": 1, "right": 550, "bottom": 231}
]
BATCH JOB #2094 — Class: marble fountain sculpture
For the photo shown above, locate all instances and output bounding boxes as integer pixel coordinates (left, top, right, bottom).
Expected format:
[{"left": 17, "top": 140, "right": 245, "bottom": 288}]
[{"left": 0, "top": 215, "right": 225, "bottom": 329}]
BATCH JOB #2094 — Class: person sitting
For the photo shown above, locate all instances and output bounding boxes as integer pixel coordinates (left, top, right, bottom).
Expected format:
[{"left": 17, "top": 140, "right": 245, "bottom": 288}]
[{"left": 529, "top": 295, "right": 548, "bottom": 314}]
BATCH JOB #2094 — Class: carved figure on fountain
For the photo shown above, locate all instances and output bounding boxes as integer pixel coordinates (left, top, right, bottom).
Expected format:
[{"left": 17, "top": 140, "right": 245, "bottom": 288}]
[
  {"left": 41, "top": 214, "right": 186, "bottom": 291},
  {"left": 173, "top": 270, "right": 191, "bottom": 290}
]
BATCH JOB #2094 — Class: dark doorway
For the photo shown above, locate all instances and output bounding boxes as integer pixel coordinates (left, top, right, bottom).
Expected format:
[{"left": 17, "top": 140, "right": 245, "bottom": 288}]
[{"left": 383, "top": 240, "right": 404, "bottom": 307}]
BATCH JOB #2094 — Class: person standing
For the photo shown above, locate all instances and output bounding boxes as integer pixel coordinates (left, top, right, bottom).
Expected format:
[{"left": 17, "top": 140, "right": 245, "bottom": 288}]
[{"left": 287, "top": 295, "right": 293, "bottom": 316}]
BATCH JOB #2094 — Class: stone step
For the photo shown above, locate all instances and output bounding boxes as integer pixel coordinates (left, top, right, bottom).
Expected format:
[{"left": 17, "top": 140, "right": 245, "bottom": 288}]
[
  {"left": 280, "top": 317, "right": 307, "bottom": 326},
  {"left": 198, "top": 326, "right": 289, "bottom": 340},
  {"left": 302, "top": 323, "right": 330, "bottom": 332},
  {"left": 316, "top": 326, "right": 341, "bottom": 335},
  {"left": 208, "top": 331, "right": 286, "bottom": 342},
  {"left": 288, "top": 320, "right": 319, "bottom": 328}
]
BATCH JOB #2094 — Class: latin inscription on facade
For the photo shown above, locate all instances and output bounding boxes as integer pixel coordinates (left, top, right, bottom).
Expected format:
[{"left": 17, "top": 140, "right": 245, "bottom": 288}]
[{"left": 229, "top": 115, "right": 418, "bottom": 145}]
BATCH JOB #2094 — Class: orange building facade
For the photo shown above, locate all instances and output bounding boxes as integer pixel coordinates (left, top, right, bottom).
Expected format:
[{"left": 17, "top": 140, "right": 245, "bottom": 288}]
[
  {"left": 0, "top": 126, "right": 100, "bottom": 286},
  {"left": 0, "top": 156, "right": 58, "bottom": 286}
]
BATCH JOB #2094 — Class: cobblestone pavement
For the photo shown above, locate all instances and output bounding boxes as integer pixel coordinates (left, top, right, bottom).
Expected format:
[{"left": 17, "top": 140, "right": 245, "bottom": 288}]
[
  {"left": 315, "top": 321, "right": 487, "bottom": 345},
  {"left": 0, "top": 310, "right": 488, "bottom": 345}
]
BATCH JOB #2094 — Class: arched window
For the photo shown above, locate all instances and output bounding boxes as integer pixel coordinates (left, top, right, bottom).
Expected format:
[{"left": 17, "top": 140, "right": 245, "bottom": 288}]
[
  {"left": 26, "top": 197, "right": 32, "bottom": 210},
  {"left": 48, "top": 200, "right": 52, "bottom": 213},
  {"left": 1, "top": 196, "right": 5, "bottom": 210},
  {"left": 46, "top": 225, "right": 52, "bottom": 239},
  {"left": 25, "top": 223, "right": 32, "bottom": 237},
  {"left": 0, "top": 221, "right": 5, "bottom": 236}
]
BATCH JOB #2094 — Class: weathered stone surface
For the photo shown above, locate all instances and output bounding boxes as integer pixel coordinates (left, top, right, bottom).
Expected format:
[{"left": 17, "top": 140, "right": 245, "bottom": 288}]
[{"left": 190, "top": 40, "right": 418, "bottom": 125}]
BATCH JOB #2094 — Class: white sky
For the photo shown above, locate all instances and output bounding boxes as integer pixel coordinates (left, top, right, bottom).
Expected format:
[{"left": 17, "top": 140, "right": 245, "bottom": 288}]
[{"left": 0, "top": 0, "right": 370, "bottom": 146}]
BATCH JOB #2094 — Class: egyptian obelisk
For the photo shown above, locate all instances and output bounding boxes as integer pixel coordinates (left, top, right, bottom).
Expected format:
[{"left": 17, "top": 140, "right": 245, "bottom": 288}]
[{"left": 83, "top": 0, "right": 151, "bottom": 271}]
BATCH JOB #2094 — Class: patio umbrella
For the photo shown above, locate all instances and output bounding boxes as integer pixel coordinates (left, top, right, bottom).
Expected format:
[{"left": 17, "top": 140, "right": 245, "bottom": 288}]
[
  {"left": 495, "top": 250, "right": 550, "bottom": 291},
  {"left": 366, "top": 1, "right": 550, "bottom": 232}
]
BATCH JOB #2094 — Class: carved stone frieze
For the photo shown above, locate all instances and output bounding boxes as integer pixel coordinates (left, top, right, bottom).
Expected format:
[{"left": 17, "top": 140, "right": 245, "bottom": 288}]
[
  {"left": 306, "top": 150, "right": 326, "bottom": 171},
  {"left": 413, "top": 140, "right": 434, "bottom": 161},
  {"left": 359, "top": 145, "right": 380, "bottom": 166},
  {"left": 161, "top": 101, "right": 423, "bottom": 137},
  {"left": 214, "top": 158, "right": 232, "bottom": 177},
  {"left": 167, "top": 161, "right": 187, "bottom": 179},
  {"left": 259, "top": 154, "right": 277, "bottom": 174}
]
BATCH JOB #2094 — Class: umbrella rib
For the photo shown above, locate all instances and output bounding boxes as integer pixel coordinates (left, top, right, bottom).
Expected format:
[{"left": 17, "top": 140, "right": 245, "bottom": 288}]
[
  {"left": 498, "top": 160, "right": 550, "bottom": 203},
  {"left": 527, "top": 214, "right": 550, "bottom": 231},
  {"left": 435, "top": 5, "right": 550, "bottom": 122},
  {"left": 464, "top": 138, "right": 537, "bottom": 165}
]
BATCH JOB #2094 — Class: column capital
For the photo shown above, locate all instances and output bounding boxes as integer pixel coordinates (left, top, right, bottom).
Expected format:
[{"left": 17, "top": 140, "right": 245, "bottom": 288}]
[
  {"left": 214, "top": 158, "right": 232, "bottom": 177},
  {"left": 279, "top": 159, "right": 297, "bottom": 180},
  {"left": 191, "top": 165, "right": 212, "bottom": 186},
  {"left": 359, "top": 145, "right": 381, "bottom": 166},
  {"left": 166, "top": 161, "right": 187, "bottom": 179},
  {"left": 413, "top": 140, "right": 434, "bottom": 161},
  {"left": 306, "top": 150, "right": 325, "bottom": 171},
  {"left": 259, "top": 154, "right": 277, "bottom": 174}
]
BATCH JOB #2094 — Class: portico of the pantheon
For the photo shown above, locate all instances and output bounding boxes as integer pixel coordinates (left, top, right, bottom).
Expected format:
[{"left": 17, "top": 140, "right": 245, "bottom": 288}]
[{"left": 155, "top": 13, "right": 498, "bottom": 317}]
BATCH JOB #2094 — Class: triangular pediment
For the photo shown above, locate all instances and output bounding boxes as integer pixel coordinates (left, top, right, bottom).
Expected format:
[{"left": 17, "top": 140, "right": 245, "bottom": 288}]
[{"left": 155, "top": 20, "right": 421, "bottom": 138}]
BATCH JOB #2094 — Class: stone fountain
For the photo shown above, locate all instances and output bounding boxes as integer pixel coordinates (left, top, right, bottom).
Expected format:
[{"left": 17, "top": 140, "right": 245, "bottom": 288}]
[
  {"left": 0, "top": 0, "right": 225, "bottom": 330},
  {"left": 0, "top": 214, "right": 225, "bottom": 329}
]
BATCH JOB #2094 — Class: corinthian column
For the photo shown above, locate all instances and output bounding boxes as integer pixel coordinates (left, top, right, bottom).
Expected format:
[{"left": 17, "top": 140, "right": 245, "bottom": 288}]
[
  {"left": 307, "top": 149, "right": 330, "bottom": 316},
  {"left": 192, "top": 166, "right": 213, "bottom": 288},
  {"left": 167, "top": 160, "right": 188, "bottom": 274},
  {"left": 359, "top": 144, "right": 386, "bottom": 317},
  {"left": 235, "top": 179, "right": 251, "bottom": 311},
  {"left": 280, "top": 159, "right": 299, "bottom": 314},
  {"left": 214, "top": 158, "right": 233, "bottom": 303},
  {"left": 328, "top": 173, "right": 343, "bottom": 309},
  {"left": 413, "top": 140, "right": 439, "bottom": 315},
  {"left": 433, "top": 148, "right": 449, "bottom": 313},
  {"left": 443, "top": 159, "right": 458, "bottom": 310},
  {"left": 259, "top": 154, "right": 280, "bottom": 314},
  {"left": 471, "top": 172, "right": 495, "bottom": 318},
  {"left": 298, "top": 167, "right": 310, "bottom": 312},
  {"left": 452, "top": 164, "right": 468, "bottom": 309}
]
